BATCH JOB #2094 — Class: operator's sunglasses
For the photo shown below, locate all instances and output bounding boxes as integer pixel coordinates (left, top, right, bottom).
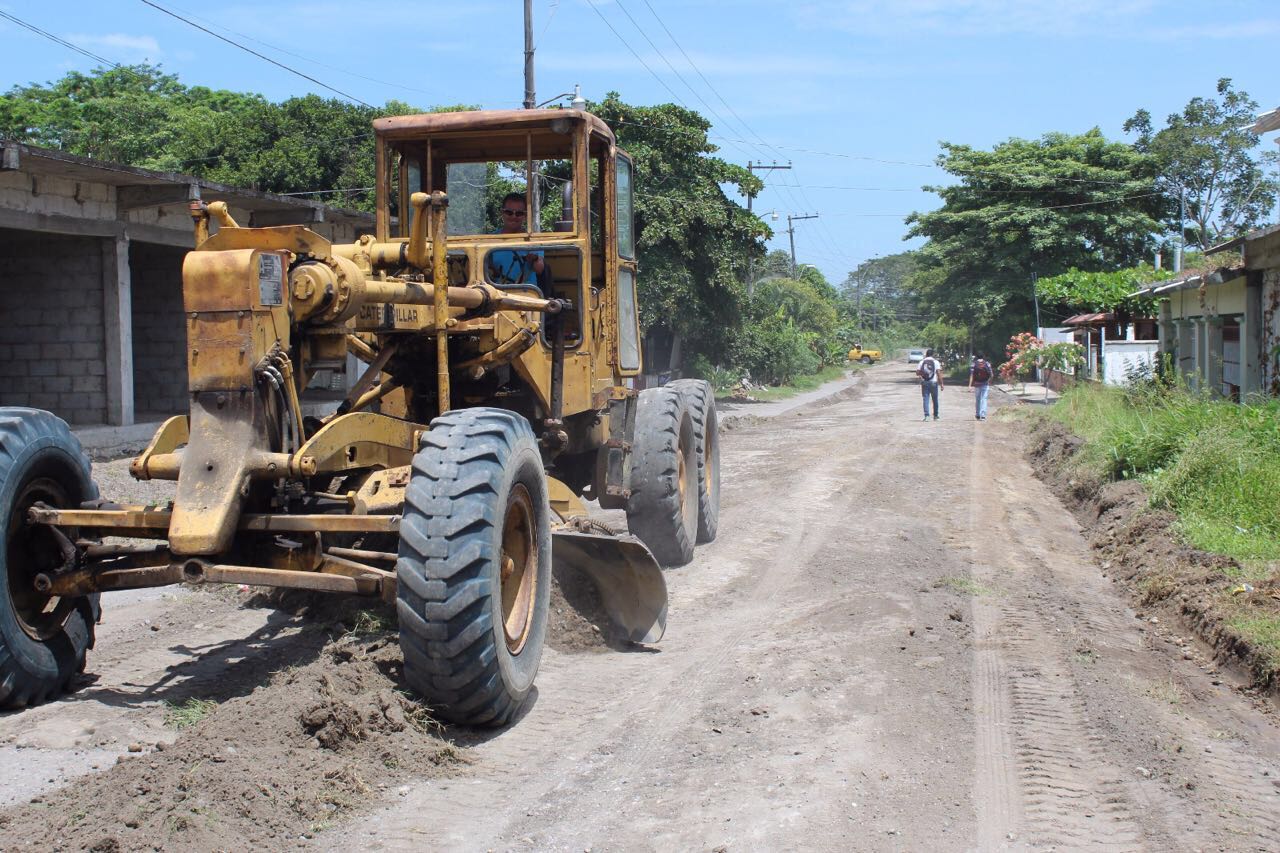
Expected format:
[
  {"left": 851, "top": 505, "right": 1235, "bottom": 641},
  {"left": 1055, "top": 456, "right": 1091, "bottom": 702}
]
[{"left": 502, "top": 208, "right": 526, "bottom": 216}]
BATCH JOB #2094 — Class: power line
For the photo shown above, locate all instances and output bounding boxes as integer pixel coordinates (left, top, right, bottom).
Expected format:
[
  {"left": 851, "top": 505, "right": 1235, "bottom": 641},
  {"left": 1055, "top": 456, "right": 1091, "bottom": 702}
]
[
  {"left": 610, "top": 0, "right": 757, "bottom": 162},
  {"left": 138, "top": 0, "right": 374, "bottom": 108},
  {"left": 0, "top": 10, "right": 123, "bottom": 69},
  {"left": 151, "top": 1, "right": 443, "bottom": 100},
  {"left": 582, "top": 0, "right": 693, "bottom": 117}
]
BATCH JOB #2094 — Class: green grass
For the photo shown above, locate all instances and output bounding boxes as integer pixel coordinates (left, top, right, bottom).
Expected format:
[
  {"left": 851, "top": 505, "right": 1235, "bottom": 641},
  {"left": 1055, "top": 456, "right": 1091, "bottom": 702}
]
[
  {"left": 1049, "top": 382, "right": 1280, "bottom": 561},
  {"left": 748, "top": 366, "right": 849, "bottom": 402},
  {"left": 163, "top": 697, "right": 218, "bottom": 729},
  {"left": 932, "top": 576, "right": 997, "bottom": 597},
  {"left": 343, "top": 608, "right": 394, "bottom": 637},
  {"left": 1229, "top": 614, "right": 1280, "bottom": 668},
  {"left": 1048, "top": 381, "right": 1280, "bottom": 674}
]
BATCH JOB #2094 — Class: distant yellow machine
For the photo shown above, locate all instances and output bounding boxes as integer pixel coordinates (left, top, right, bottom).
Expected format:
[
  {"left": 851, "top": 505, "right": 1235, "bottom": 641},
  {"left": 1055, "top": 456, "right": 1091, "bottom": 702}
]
[
  {"left": 1, "top": 110, "right": 722, "bottom": 726},
  {"left": 848, "top": 344, "right": 882, "bottom": 364}
]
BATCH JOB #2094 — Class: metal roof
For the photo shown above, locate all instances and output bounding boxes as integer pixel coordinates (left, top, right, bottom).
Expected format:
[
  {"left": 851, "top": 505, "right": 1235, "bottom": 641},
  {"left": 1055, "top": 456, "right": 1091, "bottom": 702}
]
[
  {"left": 1062, "top": 312, "right": 1111, "bottom": 326},
  {"left": 1252, "top": 107, "right": 1280, "bottom": 135}
]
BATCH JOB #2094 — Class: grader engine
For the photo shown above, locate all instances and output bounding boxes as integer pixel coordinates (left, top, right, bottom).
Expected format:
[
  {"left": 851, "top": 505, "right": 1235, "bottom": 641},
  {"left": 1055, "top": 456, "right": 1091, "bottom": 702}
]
[{"left": 0, "top": 110, "right": 720, "bottom": 726}]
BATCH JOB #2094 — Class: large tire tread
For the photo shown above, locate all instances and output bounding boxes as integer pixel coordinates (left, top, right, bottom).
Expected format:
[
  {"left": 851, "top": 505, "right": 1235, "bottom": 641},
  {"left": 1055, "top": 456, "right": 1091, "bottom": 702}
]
[
  {"left": 667, "top": 379, "right": 720, "bottom": 544},
  {"left": 396, "top": 408, "right": 550, "bottom": 727},
  {"left": 0, "top": 408, "right": 99, "bottom": 710},
  {"left": 625, "top": 387, "right": 697, "bottom": 567}
]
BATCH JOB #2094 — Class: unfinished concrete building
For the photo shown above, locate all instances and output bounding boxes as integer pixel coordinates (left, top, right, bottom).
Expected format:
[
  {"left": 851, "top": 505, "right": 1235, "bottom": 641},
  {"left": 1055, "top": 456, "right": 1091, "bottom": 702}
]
[{"left": 0, "top": 141, "right": 372, "bottom": 426}]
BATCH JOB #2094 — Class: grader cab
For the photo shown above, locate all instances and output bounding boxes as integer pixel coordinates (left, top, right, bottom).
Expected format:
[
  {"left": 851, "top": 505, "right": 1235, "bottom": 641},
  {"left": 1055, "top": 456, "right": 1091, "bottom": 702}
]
[{"left": 0, "top": 110, "right": 720, "bottom": 726}]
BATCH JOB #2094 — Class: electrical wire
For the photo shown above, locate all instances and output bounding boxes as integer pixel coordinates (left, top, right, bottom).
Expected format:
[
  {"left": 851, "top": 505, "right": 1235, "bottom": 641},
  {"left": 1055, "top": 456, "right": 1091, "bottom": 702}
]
[
  {"left": 611, "top": 0, "right": 759, "bottom": 163},
  {"left": 0, "top": 10, "right": 124, "bottom": 69},
  {"left": 144, "top": 1, "right": 445, "bottom": 100},
  {"left": 138, "top": 0, "right": 375, "bottom": 107}
]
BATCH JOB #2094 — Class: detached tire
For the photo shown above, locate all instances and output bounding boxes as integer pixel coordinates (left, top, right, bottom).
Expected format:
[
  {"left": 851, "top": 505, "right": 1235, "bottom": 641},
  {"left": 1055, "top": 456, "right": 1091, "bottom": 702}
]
[
  {"left": 0, "top": 408, "right": 100, "bottom": 709},
  {"left": 626, "top": 386, "right": 697, "bottom": 567},
  {"left": 396, "top": 408, "right": 551, "bottom": 727},
  {"left": 667, "top": 379, "right": 720, "bottom": 544}
]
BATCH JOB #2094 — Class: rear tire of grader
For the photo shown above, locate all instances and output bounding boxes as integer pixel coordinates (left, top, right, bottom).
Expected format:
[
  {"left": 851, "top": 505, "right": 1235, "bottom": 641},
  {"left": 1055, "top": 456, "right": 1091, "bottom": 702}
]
[
  {"left": 0, "top": 408, "right": 100, "bottom": 710},
  {"left": 666, "top": 379, "right": 720, "bottom": 544},
  {"left": 396, "top": 408, "right": 551, "bottom": 727},
  {"left": 625, "top": 386, "right": 698, "bottom": 567}
]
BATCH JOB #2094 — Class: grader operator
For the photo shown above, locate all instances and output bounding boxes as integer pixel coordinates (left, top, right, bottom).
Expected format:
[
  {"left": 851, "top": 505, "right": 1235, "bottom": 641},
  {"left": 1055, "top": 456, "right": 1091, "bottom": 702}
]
[{"left": 0, "top": 109, "right": 721, "bottom": 727}]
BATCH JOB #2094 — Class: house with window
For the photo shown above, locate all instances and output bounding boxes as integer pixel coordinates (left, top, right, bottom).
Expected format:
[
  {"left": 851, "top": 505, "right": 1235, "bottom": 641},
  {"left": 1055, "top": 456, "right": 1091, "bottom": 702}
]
[{"left": 1133, "top": 226, "right": 1280, "bottom": 400}]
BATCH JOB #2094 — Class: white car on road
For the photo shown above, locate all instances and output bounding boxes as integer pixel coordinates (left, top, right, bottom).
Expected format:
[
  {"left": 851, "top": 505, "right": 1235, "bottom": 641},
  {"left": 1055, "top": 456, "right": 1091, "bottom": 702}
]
[{"left": 907, "top": 348, "right": 926, "bottom": 364}]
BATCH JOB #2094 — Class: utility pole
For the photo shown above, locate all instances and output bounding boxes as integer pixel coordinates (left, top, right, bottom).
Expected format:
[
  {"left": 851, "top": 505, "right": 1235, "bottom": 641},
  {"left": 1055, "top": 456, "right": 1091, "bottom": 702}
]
[
  {"left": 1174, "top": 186, "right": 1185, "bottom": 272},
  {"left": 1032, "top": 271, "right": 1041, "bottom": 334},
  {"left": 1032, "top": 271, "right": 1041, "bottom": 383},
  {"left": 523, "top": 0, "right": 536, "bottom": 110},
  {"left": 523, "top": 1, "right": 541, "bottom": 226},
  {"left": 746, "top": 161, "right": 790, "bottom": 295},
  {"left": 786, "top": 213, "right": 819, "bottom": 277}
]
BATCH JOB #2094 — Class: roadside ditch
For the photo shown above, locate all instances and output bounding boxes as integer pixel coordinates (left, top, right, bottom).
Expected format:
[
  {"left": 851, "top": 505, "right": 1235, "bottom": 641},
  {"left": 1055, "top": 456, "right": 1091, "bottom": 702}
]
[{"left": 1025, "top": 416, "right": 1280, "bottom": 702}]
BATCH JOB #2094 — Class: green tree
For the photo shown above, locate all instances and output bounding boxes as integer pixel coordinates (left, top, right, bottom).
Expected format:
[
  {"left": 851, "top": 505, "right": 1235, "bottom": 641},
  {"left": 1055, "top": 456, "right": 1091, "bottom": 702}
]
[
  {"left": 0, "top": 64, "right": 425, "bottom": 213},
  {"left": 839, "top": 251, "right": 921, "bottom": 328},
  {"left": 590, "top": 92, "right": 768, "bottom": 371},
  {"left": 906, "top": 129, "right": 1163, "bottom": 353},
  {"left": 1125, "top": 79, "right": 1280, "bottom": 250}
]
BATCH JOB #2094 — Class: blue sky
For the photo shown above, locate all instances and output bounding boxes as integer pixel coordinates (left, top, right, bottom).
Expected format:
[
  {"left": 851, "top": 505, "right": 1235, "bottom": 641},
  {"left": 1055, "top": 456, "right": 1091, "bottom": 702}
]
[{"left": 1, "top": 0, "right": 1276, "bottom": 286}]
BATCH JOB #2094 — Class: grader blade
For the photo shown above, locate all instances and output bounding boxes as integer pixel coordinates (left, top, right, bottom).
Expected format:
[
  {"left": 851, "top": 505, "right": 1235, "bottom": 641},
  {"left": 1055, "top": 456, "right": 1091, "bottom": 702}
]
[{"left": 551, "top": 529, "right": 668, "bottom": 644}]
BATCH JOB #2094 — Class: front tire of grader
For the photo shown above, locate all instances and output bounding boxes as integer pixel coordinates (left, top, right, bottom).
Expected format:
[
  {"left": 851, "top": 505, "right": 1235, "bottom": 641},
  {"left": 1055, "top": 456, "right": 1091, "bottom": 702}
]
[
  {"left": 625, "top": 386, "right": 698, "bottom": 567},
  {"left": 0, "top": 408, "right": 100, "bottom": 710},
  {"left": 666, "top": 379, "right": 720, "bottom": 544},
  {"left": 396, "top": 408, "right": 551, "bottom": 727}
]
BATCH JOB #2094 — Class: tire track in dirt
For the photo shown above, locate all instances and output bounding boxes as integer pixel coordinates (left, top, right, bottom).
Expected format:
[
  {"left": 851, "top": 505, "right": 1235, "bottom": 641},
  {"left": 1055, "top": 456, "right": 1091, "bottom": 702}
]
[
  {"left": 337, "top": 396, "right": 908, "bottom": 850},
  {"left": 997, "top": 470, "right": 1280, "bottom": 851},
  {"left": 965, "top": 425, "right": 1146, "bottom": 850}
]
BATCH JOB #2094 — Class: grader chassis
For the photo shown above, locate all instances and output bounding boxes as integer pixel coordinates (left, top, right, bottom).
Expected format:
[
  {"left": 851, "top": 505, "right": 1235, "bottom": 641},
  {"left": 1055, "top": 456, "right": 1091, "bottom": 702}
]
[{"left": 0, "top": 110, "right": 720, "bottom": 726}]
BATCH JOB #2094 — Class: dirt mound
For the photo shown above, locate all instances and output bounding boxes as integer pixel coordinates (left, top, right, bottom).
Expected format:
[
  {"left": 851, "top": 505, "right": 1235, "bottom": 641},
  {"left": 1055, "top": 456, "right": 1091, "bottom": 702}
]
[
  {"left": 549, "top": 562, "right": 635, "bottom": 653},
  {"left": 0, "top": 621, "right": 459, "bottom": 851},
  {"left": 1025, "top": 418, "right": 1279, "bottom": 696}
]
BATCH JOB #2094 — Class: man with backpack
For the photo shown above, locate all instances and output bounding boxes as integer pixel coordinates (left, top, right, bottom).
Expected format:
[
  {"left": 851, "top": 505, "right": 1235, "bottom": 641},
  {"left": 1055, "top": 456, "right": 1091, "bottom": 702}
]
[
  {"left": 969, "top": 352, "right": 993, "bottom": 420},
  {"left": 917, "top": 348, "right": 943, "bottom": 421}
]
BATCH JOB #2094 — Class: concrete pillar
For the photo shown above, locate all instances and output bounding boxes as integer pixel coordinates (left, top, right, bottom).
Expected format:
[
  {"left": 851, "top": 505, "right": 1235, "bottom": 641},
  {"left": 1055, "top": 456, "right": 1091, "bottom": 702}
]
[
  {"left": 1205, "top": 316, "right": 1224, "bottom": 397},
  {"left": 1175, "top": 318, "right": 1194, "bottom": 386},
  {"left": 1241, "top": 277, "right": 1263, "bottom": 400},
  {"left": 101, "top": 234, "right": 134, "bottom": 426},
  {"left": 1158, "top": 301, "right": 1174, "bottom": 375},
  {"left": 1190, "top": 317, "right": 1207, "bottom": 391}
]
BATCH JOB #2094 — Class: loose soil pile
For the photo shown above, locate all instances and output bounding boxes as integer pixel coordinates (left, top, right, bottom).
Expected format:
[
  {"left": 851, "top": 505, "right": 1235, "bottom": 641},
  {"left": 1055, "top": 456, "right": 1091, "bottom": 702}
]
[
  {"left": 1026, "top": 418, "right": 1280, "bottom": 697},
  {"left": 0, "top": 597, "right": 460, "bottom": 852}
]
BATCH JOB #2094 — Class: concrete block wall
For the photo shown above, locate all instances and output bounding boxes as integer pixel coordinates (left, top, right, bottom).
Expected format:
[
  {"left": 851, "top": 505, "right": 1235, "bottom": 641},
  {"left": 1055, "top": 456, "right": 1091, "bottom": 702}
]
[
  {"left": 0, "top": 228, "right": 107, "bottom": 423},
  {"left": 0, "top": 171, "right": 114, "bottom": 220},
  {"left": 130, "top": 242, "right": 189, "bottom": 417}
]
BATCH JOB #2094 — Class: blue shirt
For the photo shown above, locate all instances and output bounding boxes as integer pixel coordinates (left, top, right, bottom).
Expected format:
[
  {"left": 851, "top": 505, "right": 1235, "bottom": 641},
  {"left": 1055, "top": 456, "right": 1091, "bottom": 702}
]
[{"left": 487, "top": 235, "right": 544, "bottom": 285}]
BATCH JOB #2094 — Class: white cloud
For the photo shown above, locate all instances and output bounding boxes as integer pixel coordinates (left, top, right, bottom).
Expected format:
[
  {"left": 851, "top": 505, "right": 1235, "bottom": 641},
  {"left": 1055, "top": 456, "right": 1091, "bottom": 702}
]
[{"left": 66, "top": 33, "right": 162, "bottom": 57}]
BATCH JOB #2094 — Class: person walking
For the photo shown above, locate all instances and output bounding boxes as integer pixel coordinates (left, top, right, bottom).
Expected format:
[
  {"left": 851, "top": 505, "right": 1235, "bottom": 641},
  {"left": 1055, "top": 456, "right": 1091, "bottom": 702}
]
[
  {"left": 918, "top": 348, "right": 943, "bottom": 420},
  {"left": 969, "top": 352, "right": 993, "bottom": 420}
]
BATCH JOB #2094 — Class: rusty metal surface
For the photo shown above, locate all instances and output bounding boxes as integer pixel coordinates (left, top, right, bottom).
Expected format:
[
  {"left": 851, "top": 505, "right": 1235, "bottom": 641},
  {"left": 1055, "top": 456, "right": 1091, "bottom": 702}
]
[
  {"left": 81, "top": 110, "right": 671, "bottom": 655},
  {"left": 30, "top": 507, "right": 401, "bottom": 534},
  {"left": 550, "top": 528, "right": 667, "bottom": 644},
  {"left": 295, "top": 412, "right": 420, "bottom": 473},
  {"left": 130, "top": 415, "right": 189, "bottom": 481},
  {"left": 372, "top": 109, "right": 614, "bottom": 145}
]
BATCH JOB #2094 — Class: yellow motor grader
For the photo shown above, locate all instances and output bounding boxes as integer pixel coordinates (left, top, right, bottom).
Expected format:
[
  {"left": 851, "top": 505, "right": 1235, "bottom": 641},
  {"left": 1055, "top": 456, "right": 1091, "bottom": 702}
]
[{"left": 0, "top": 109, "right": 720, "bottom": 726}]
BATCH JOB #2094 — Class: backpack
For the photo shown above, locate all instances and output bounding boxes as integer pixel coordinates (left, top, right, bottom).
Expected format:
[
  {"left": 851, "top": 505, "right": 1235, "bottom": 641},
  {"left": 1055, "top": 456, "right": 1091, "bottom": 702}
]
[
  {"left": 918, "top": 359, "right": 937, "bottom": 382},
  {"left": 973, "top": 359, "right": 992, "bottom": 384}
]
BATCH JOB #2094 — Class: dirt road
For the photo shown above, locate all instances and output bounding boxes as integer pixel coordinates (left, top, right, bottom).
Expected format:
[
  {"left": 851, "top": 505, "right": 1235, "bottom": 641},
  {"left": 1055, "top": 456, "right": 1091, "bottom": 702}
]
[{"left": 3, "top": 363, "right": 1280, "bottom": 850}]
